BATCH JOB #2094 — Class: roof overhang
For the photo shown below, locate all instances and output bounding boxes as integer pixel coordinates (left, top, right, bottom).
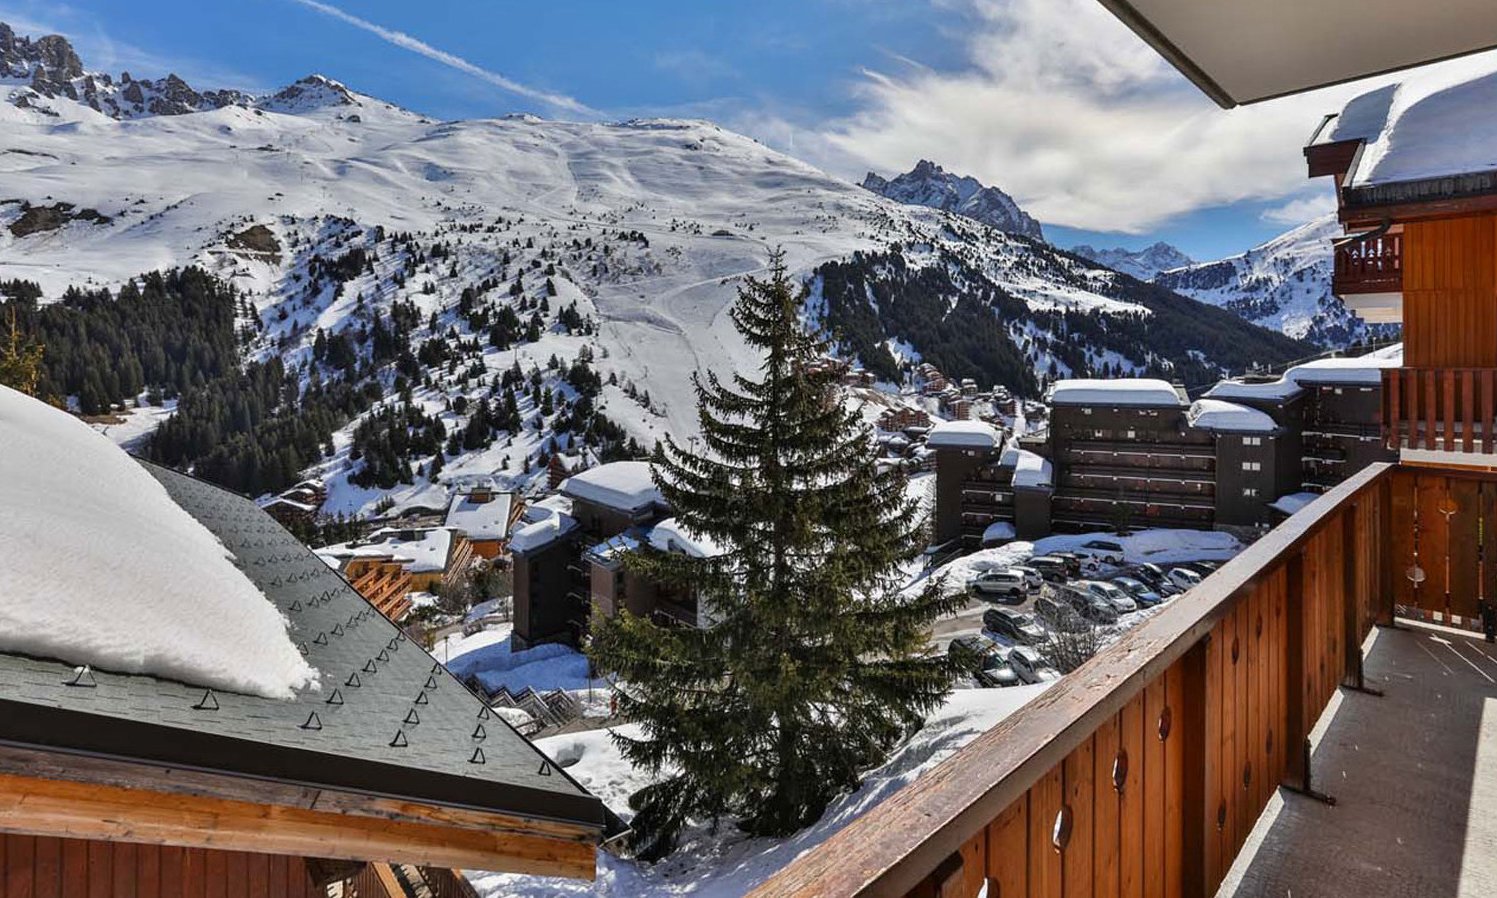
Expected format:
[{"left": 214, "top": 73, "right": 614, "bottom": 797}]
[{"left": 1095, "top": 0, "right": 1497, "bottom": 107}]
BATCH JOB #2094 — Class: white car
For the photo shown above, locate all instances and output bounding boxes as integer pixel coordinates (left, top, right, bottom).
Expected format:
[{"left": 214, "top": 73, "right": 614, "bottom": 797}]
[
  {"left": 1081, "top": 580, "right": 1137, "bottom": 613},
  {"left": 1008, "top": 645, "right": 1063, "bottom": 684},
  {"left": 1167, "top": 567, "right": 1203, "bottom": 591},
  {"left": 969, "top": 569, "right": 1028, "bottom": 601},
  {"left": 1010, "top": 566, "right": 1044, "bottom": 591},
  {"left": 1076, "top": 539, "right": 1126, "bottom": 566}
]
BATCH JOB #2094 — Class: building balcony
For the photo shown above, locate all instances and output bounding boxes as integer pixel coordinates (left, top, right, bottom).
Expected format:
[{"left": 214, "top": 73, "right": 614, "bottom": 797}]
[
  {"left": 748, "top": 462, "right": 1497, "bottom": 898},
  {"left": 1332, "top": 231, "right": 1403, "bottom": 322},
  {"left": 1382, "top": 367, "right": 1497, "bottom": 455}
]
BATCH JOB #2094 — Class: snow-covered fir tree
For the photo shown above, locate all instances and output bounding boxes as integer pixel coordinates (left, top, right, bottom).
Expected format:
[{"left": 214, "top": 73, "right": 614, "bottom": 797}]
[{"left": 588, "top": 251, "right": 966, "bottom": 859}]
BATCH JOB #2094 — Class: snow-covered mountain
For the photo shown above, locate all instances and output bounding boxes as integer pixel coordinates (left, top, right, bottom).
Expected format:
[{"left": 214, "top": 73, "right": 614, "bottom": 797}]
[
  {"left": 0, "top": 24, "right": 1309, "bottom": 515},
  {"left": 1153, "top": 214, "right": 1396, "bottom": 348},
  {"left": 861, "top": 161, "right": 1045, "bottom": 241},
  {"left": 1071, "top": 242, "right": 1194, "bottom": 281}
]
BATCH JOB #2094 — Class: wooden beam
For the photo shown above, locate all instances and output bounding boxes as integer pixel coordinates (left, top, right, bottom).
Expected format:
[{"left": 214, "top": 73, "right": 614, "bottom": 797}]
[{"left": 0, "top": 772, "right": 596, "bottom": 881}]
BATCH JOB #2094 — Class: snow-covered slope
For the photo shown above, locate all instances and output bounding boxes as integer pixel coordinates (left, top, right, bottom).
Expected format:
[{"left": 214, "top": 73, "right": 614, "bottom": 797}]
[
  {"left": 0, "top": 24, "right": 1308, "bottom": 515},
  {"left": 1071, "top": 242, "right": 1194, "bottom": 281},
  {"left": 862, "top": 160, "right": 1044, "bottom": 241},
  {"left": 1153, "top": 214, "right": 1396, "bottom": 348}
]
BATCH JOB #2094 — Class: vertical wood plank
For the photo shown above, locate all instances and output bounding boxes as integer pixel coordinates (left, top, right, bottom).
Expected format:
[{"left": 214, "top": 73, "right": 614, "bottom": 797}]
[
  {"left": 1029, "top": 766, "right": 1064, "bottom": 898},
  {"left": 987, "top": 798, "right": 1029, "bottom": 898},
  {"left": 204, "top": 850, "right": 226, "bottom": 898},
  {"left": 1445, "top": 368, "right": 1457, "bottom": 451},
  {"left": 224, "top": 852, "right": 247, "bottom": 898},
  {"left": 136, "top": 845, "right": 161, "bottom": 898},
  {"left": 1093, "top": 714, "right": 1122, "bottom": 898},
  {"left": 1426, "top": 369, "right": 1437, "bottom": 453},
  {"left": 1202, "top": 624, "right": 1222, "bottom": 891},
  {"left": 1406, "top": 369, "right": 1419, "bottom": 449},
  {"left": 1119, "top": 693, "right": 1146, "bottom": 898},
  {"left": 60, "top": 839, "right": 86, "bottom": 898},
  {"left": 1483, "top": 369, "right": 1494, "bottom": 454},
  {"left": 160, "top": 846, "right": 183, "bottom": 898},
  {"left": 244, "top": 853, "right": 268, "bottom": 898},
  {"left": 86, "top": 840, "right": 109, "bottom": 898},
  {"left": 112, "top": 843, "right": 136, "bottom": 898},
  {"left": 30, "top": 836, "right": 56, "bottom": 898},
  {"left": 1463, "top": 369, "right": 1475, "bottom": 453},
  {"left": 7, "top": 835, "right": 36, "bottom": 898},
  {"left": 1164, "top": 661, "right": 1185, "bottom": 898},
  {"left": 1062, "top": 737, "right": 1094, "bottom": 898},
  {"left": 1386, "top": 368, "right": 1399, "bottom": 449},
  {"left": 1144, "top": 679, "right": 1168, "bottom": 898}
]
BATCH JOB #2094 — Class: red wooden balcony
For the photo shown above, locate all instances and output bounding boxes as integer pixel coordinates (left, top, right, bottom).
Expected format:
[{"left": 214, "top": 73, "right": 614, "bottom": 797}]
[
  {"left": 1332, "top": 232, "right": 1402, "bottom": 296},
  {"left": 1381, "top": 367, "right": 1497, "bottom": 453},
  {"left": 748, "top": 462, "right": 1497, "bottom": 898}
]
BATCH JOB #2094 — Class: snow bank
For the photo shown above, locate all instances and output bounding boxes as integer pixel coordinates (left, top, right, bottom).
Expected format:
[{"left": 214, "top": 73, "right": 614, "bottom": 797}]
[
  {"left": 981, "top": 521, "right": 1017, "bottom": 544},
  {"left": 562, "top": 461, "right": 663, "bottom": 512},
  {"left": 1047, "top": 378, "right": 1183, "bottom": 407},
  {"left": 1187, "top": 399, "right": 1277, "bottom": 434},
  {"left": 469, "top": 683, "right": 1051, "bottom": 897},
  {"left": 444, "top": 634, "right": 592, "bottom": 694},
  {"left": 0, "top": 387, "right": 318, "bottom": 699},
  {"left": 926, "top": 419, "right": 1001, "bottom": 449}
]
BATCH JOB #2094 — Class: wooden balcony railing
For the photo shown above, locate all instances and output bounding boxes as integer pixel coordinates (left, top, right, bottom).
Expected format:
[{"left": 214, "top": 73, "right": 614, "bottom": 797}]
[
  {"left": 1332, "top": 231, "right": 1402, "bottom": 296},
  {"left": 1381, "top": 367, "right": 1497, "bottom": 453},
  {"left": 749, "top": 461, "right": 1396, "bottom": 898}
]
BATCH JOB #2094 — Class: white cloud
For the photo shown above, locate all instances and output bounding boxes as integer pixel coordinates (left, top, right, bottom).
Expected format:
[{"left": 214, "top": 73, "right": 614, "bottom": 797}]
[
  {"left": 1261, "top": 193, "right": 1338, "bottom": 226},
  {"left": 289, "top": 0, "right": 595, "bottom": 117},
  {"left": 790, "top": 0, "right": 1497, "bottom": 233}
]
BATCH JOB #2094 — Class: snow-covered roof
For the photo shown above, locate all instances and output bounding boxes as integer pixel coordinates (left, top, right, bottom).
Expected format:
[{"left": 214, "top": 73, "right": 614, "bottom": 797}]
[
  {"left": 587, "top": 531, "right": 642, "bottom": 562},
  {"left": 330, "top": 527, "right": 458, "bottom": 574},
  {"left": 1002, "top": 448, "right": 1053, "bottom": 489},
  {"left": 1046, "top": 378, "right": 1185, "bottom": 408},
  {"left": 560, "top": 461, "right": 663, "bottom": 513},
  {"left": 1187, "top": 399, "right": 1278, "bottom": 434},
  {"left": 0, "top": 386, "right": 318, "bottom": 700},
  {"left": 926, "top": 419, "right": 1002, "bottom": 449},
  {"left": 509, "top": 513, "right": 578, "bottom": 555},
  {"left": 443, "top": 489, "right": 516, "bottom": 541},
  {"left": 648, "top": 517, "right": 727, "bottom": 558},
  {"left": 1270, "top": 492, "right": 1322, "bottom": 517},
  {"left": 1203, "top": 378, "right": 1304, "bottom": 402},
  {"left": 1339, "top": 63, "right": 1497, "bottom": 187},
  {"left": 1283, "top": 345, "right": 1402, "bottom": 386}
]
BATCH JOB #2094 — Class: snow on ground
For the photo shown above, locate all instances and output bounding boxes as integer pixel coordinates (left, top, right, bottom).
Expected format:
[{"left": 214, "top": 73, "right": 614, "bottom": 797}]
[
  {"left": 469, "top": 682, "right": 1051, "bottom": 897},
  {"left": 88, "top": 395, "right": 176, "bottom": 451},
  {"left": 442, "top": 628, "right": 595, "bottom": 695},
  {"left": 0, "top": 386, "right": 317, "bottom": 699}
]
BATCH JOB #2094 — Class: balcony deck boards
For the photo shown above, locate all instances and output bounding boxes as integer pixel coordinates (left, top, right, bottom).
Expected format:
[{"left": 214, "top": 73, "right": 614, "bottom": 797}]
[{"left": 1224, "top": 623, "right": 1497, "bottom": 898}]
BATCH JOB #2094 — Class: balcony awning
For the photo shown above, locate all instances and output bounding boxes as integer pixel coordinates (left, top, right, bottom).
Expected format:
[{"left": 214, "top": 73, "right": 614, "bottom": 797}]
[{"left": 1095, "top": 0, "right": 1497, "bottom": 107}]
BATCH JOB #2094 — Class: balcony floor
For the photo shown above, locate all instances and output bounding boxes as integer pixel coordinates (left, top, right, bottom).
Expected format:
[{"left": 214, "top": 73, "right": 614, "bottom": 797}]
[{"left": 1222, "top": 623, "right": 1497, "bottom": 898}]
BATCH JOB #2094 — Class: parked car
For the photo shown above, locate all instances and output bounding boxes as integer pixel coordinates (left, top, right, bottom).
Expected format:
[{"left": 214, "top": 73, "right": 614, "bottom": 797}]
[
  {"left": 1008, "top": 645, "right": 1062, "bottom": 684},
  {"left": 1111, "top": 576, "right": 1163, "bottom": 608},
  {"left": 1048, "top": 552, "right": 1093, "bottom": 576},
  {"left": 947, "top": 635, "right": 1019, "bottom": 688},
  {"left": 984, "top": 607, "right": 1047, "bottom": 645},
  {"left": 1061, "top": 585, "right": 1120, "bottom": 624},
  {"left": 1168, "top": 567, "right": 1203, "bottom": 591},
  {"left": 1035, "top": 595, "right": 1087, "bottom": 632},
  {"left": 1011, "top": 565, "right": 1044, "bottom": 591},
  {"left": 1133, "top": 563, "right": 1180, "bottom": 595},
  {"left": 1077, "top": 539, "right": 1126, "bottom": 566},
  {"left": 969, "top": 569, "right": 1028, "bottom": 602},
  {"left": 1028, "top": 556, "right": 1071, "bottom": 583},
  {"left": 1080, "top": 579, "right": 1137, "bottom": 613}
]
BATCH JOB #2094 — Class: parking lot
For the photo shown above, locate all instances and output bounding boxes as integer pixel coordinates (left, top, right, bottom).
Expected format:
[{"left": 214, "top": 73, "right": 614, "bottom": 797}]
[{"left": 930, "top": 552, "right": 1231, "bottom": 687}]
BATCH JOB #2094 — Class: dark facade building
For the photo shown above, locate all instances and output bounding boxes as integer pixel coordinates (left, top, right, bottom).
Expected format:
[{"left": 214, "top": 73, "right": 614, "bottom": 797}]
[{"left": 1046, "top": 379, "right": 1216, "bottom": 532}]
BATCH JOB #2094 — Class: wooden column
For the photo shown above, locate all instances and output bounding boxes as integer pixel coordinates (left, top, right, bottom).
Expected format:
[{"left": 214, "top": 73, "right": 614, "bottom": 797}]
[{"left": 1179, "top": 639, "right": 1210, "bottom": 898}]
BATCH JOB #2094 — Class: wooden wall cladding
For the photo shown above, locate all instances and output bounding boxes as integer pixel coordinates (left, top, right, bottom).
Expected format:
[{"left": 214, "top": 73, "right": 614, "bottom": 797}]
[{"left": 0, "top": 834, "right": 319, "bottom": 898}]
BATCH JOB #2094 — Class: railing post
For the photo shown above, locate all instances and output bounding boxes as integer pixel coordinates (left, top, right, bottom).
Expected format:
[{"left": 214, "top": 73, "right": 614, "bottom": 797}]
[
  {"left": 1180, "top": 637, "right": 1210, "bottom": 898},
  {"left": 1282, "top": 551, "right": 1306, "bottom": 787}
]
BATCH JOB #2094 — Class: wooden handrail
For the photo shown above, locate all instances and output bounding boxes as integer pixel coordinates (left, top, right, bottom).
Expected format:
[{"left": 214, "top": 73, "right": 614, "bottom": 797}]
[{"left": 748, "top": 462, "right": 1395, "bottom": 898}]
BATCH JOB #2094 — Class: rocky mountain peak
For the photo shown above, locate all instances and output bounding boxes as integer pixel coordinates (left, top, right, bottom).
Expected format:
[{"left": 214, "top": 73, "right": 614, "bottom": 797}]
[
  {"left": 1070, "top": 241, "right": 1195, "bottom": 281},
  {"left": 860, "top": 160, "right": 1045, "bottom": 241}
]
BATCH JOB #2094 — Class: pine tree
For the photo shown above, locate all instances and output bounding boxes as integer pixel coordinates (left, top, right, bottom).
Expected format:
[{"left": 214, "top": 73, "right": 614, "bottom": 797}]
[
  {"left": 0, "top": 306, "right": 45, "bottom": 397},
  {"left": 588, "top": 251, "right": 965, "bottom": 859}
]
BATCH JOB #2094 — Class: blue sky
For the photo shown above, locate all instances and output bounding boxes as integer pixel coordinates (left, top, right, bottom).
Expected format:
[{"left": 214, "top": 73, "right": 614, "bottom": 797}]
[{"left": 2, "top": 0, "right": 1376, "bottom": 260}]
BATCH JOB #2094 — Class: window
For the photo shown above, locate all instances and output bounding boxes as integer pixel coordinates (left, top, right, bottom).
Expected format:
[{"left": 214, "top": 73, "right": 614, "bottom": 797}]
[
  {"left": 1242, "top": 461, "right": 1261, "bottom": 472},
  {"left": 1082, "top": 407, "right": 1093, "bottom": 415},
  {"left": 1243, "top": 436, "right": 1262, "bottom": 447},
  {"left": 1242, "top": 487, "right": 1259, "bottom": 498},
  {"left": 1125, "top": 430, "right": 1137, "bottom": 439}
]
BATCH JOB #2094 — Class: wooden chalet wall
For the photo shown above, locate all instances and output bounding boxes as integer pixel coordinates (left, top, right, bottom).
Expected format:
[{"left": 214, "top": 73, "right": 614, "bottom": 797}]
[
  {"left": 1388, "top": 466, "right": 1497, "bottom": 629},
  {"left": 1401, "top": 215, "right": 1497, "bottom": 369},
  {"left": 0, "top": 834, "right": 320, "bottom": 898},
  {"left": 748, "top": 463, "right": 1396, "bottom": 898}
]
